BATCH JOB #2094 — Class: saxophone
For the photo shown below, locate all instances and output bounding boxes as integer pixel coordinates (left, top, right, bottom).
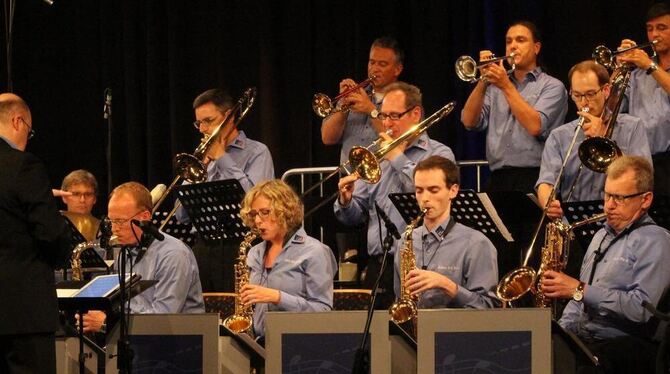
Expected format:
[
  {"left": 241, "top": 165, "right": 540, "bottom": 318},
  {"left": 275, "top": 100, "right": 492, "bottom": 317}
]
[
  {"left": 389, "top": 209, "right": 427, "bottom": 324},
  {"left": 71, "top": 241, "right": 96, "bottom": 281},
  {"left": 222, "top": 229, "right": 259, "bottom": 334}
]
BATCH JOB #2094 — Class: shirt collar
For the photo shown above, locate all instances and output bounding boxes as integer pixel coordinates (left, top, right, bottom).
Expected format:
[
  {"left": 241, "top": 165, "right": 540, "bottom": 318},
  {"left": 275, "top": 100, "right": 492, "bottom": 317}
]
[
  {"left": 407, "top": 131, "right": 431, "bottom": 151},
  {"left": 513, "top": 66, "right": 542, "bottom": 83},
  {"left": 604, "top": 212, "right": 652, "bottom": 237},
  {"left": 422, "top": 216, "right": 452, "bottom": 241},
  {"left": 227, "top": 130, "right": 247, "bottom": 150}
]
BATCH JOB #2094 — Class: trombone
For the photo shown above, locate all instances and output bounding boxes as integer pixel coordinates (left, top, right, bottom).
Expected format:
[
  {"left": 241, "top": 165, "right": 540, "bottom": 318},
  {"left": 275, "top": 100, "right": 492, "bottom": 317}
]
[
  {"left": 455, "top": 52, "right": 516, "bottom": 83},
  {"left": 592, "top": 39, "right": 658, "bottom": 70},
  {"left": 302, "top": 101, "right": 457, "bottom": 217},
  {"left": 312, "top": 75, "right": 376, "bottom": 117},
  {"left": 152, "top": 87, "right": 257, "bottom": 229}
]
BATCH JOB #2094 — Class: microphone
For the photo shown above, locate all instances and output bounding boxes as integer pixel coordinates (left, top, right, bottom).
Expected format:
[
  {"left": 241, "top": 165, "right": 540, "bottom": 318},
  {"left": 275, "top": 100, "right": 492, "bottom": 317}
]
[
  {"left": 131, "top": 219, "right": 165, "bottom": 241},
  {"left": 150, "top": 184, "right": 167, "bottom": 206},
  {"left": 374, "top": 202, "right": 401, "bottom": 240},
  {"left": 103, "top": 88, "right": 112, "bottom": 119}
]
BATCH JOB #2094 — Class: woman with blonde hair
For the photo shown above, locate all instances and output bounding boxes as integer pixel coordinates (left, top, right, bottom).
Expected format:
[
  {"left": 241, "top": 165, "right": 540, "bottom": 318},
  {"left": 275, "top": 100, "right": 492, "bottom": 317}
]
[{"left": 239, "top": 179, "right": 337, "bottom": 339}]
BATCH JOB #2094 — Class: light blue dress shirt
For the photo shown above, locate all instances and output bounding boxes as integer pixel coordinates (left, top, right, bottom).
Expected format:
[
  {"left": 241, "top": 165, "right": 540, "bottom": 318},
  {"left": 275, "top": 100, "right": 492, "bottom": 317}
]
[
  {"left": 247, "top": 227, "right": 337, "bottom": 338},
  {"left": 462, "top": 67, "right": 568, "bottom": 170},
  {"left": 333, "top": 133, "right": 455, "bottom": 256},
  {"left": 393, "top": 217, "right": 499, "bottom": 309},
  {"left": 622, "top": 64, "right": 670, "bottom": 155},
  {"left": 536, "top": 113, "right": 652, "bottom": 202},
  {"left": 175, "top": 130, "right": 274, "bottom": 223},
  {"left": 559, "top": 214, "right": 670, "bottom": 340},
  {"left": 116, "top": 232, "right": 205, "bottom": 314}
]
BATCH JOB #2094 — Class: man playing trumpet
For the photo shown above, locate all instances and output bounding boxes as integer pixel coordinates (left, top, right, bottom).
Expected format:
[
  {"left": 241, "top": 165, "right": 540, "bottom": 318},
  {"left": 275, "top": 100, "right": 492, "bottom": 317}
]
[{"left": 461, "top": 21, "right": 568, "bottom": 193}]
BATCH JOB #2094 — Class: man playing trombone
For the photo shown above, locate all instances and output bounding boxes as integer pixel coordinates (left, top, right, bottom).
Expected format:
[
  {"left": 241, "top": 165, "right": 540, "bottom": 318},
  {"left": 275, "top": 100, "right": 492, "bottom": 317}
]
[
  {"left": 176, "top": 88, "right": 274, "bottom": 292},
  {"left": 540, "top": 156, "right": 670, "bottom": 374},
  {"left": 334, "top": 81, "right": 455, "bottom": 308},
  {"left": 321, "top": 37, "right": 404, "bottom": 164},
  {"left": 618, "top": 2, "right": 670, "bottom": 195},
  {"left": 536, "top": 60, "right": 651, "bottom": 220},
  {"left": 461, "top": 21, "right": 567, "bottom": 193}
]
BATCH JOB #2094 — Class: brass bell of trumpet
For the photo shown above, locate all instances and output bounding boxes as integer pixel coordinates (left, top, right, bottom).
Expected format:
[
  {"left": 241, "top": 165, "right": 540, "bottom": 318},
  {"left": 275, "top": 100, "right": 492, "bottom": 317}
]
[
  {"left": 312, "top": 76, "right": 376, "bottom": 118},
  {"left": 455, "top": 52, "right": 516, "bottom": 83},
  {"left": 592, "top": 39, "right": 658, "bottom": 70}
]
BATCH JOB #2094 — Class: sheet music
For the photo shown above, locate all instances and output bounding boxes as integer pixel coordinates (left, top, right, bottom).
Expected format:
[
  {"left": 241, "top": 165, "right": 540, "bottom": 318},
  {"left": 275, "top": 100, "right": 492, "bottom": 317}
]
[{"left": 477, "top": 192, "right": 514, "bottom": 242}]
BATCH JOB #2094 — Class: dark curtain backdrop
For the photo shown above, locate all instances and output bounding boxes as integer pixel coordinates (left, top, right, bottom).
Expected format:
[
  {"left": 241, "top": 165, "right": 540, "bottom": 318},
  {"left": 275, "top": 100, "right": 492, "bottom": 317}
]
[{"left": 1, "top": 0, "right": 655, "bottom": 216}]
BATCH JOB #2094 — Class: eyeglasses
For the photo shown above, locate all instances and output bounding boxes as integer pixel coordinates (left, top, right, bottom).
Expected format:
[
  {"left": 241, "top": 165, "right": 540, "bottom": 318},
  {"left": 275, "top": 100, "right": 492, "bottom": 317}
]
[
  {"left": 570, "top": 86, "right": 605, "bottom": 102},
  {"left": 247, "top": 208, "right": 272, "bottom": 220},
  {"left": 108, "top": 211, "right": 144, "bottom": 226},
  {"left": 20, "top": 118, "right": 35, "bottom": 139},
  {"left": 377, "top": 106, "right": 415, "bottom": 121},
  {"left": 69, "top": 191, "right": 96, "bottom": 200},
  {"left": 192, "top": 117, "right": 218, "bottom": 129},
  {"left": 603, "top": 191, "right": 648, "bottom": 204}
]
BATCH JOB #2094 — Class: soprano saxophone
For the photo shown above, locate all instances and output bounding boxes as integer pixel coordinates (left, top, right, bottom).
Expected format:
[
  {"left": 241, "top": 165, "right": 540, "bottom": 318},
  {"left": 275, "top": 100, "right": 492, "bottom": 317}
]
[
  {"left": 222, "top": 229, "right": 259, "bottom": 334},
  {"left": 389, "top": 209, "right": 427, "bottom": 324}
]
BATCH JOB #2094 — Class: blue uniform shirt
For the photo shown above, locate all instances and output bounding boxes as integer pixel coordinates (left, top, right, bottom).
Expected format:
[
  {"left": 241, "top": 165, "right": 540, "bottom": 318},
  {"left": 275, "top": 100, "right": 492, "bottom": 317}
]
[
  {"left": 622, "top": 64, "right": 670, "bottom": 154},
  {"left": 393, "top": 217, "right": 499, "bottom": 309},
  {"left": 116, "top": 232, "right": 205, "bottom": 314},
  {"left": 334, "top": 133, "right": 455, "bottom": 256},
  {"left": 247, "top": 227, "right": 337, "bottom": 338},
  {"left": 559, "top": 214, "right": 670, "bottom": 340},
  {"left": 462, "top": 67, "right": 568, "bottom": 170},
  {"left": 536, "top": 113, "right": 652, "bottom": 202}
]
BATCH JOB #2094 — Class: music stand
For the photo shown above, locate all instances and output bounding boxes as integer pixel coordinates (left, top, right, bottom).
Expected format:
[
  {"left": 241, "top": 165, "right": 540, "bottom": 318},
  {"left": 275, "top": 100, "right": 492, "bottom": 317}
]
[
  {"left": 219, "top": 325, "right": 266, "bottom": 371},
  {"left": 563, "top": 200, "right": 606, "bottom": 250},
  {"left": 151, "top": 211, "right": 197, "bottom": 248},
  {"left": 650, "top": 194, "right": 670, "bottom": 231},
  {"left": 389, "top": 190, "right": 513, "bottom": 243},
  {"left": 176, "top": 179, "right": 247, "bottom": 241}
]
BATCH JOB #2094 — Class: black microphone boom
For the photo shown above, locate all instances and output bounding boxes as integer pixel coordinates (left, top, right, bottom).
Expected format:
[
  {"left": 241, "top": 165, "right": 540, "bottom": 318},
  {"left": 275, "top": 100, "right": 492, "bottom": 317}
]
[
  {"left": 131, "top": 219, "right": 165, "bottom": 241},
  {"left": 374, "top": 202, "right": 401, "bottom": 240}
]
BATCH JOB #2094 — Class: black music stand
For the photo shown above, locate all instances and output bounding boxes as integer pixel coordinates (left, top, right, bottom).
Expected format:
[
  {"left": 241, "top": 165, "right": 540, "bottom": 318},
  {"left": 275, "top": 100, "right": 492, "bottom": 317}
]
[
  {"left": 57, "top": 276, "right": 155, "bottom": 374},
  {"left": 151, "top": 210, "right": 197, "bottom": 248},
  {"left": 650, "top": 194, "right": 670, "bottom": 231},
  {"left": 219, "top": 325, "right": 266, "bottom": 371},
  {"left": 176, "top": 179, "right": 247, "bottom": 241},
  {"left": 552, "top": 320, "right": 600, "bottom": 372},
  {"left": 389, "top": 190, "right": 513, "bottom": 243},
  {"left": 563, "top": 200, "right": 606, "bottom": 250}
]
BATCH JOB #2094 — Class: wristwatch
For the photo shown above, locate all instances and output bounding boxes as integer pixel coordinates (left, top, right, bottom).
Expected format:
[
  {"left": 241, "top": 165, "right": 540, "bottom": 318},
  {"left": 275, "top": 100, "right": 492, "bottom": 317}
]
[
  {"left": 647, "top": 61, "right": 659, "bottom": 75},
  {"left": 572, "top": 281, "right": 585, "bottom": 302},
  {"left": 370, "top": 109, "right": 380, "bottom": 119}
]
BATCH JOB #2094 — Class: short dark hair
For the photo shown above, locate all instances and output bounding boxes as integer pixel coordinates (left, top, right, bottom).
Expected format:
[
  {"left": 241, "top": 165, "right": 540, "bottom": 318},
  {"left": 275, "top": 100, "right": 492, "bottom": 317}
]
[
  {"left": 192, "top": 89, "right": 234, "bottom": 113},
  {"left": 371, "top": 36, "right": 404, "bottom": 65},
  {"left": 509, "top": 20, "right": 542, "bottom": 43},
  {"left": 383, "top": 81, "right": 423, "bottom": 113},
  {"left": 568, "top": 60, "right": 610, "bottom": 86},
  {"left": 414, "top": 156, "right": 460, "bottom": 187},
  {"left": 646, "top": 2, "right": 670, "bottom": 22}
]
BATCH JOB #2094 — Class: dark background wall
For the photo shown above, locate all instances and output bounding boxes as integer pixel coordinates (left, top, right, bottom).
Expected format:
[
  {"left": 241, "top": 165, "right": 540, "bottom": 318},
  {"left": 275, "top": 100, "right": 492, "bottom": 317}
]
[{"left": 0, "top": 0, "right": 656, "bottom": 216}]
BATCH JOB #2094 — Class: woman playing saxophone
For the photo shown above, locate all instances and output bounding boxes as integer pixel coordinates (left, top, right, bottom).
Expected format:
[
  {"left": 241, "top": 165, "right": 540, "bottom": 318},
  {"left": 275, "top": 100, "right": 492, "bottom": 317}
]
[{"left": 239, "top": 180, "right": 337, "bottom": 340}]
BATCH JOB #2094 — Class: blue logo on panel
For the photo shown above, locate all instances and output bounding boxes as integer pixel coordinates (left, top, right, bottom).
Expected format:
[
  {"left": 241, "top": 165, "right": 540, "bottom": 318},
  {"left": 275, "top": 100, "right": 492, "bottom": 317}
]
[
  {"left": 435, "top": 331, "right": 531, "bottom": 373},
  {"left": 282, "top": 333, "right": 366, "bottom": 374},
  {"left": 129, "top": 335, "right": 203, "bottom": 373}
]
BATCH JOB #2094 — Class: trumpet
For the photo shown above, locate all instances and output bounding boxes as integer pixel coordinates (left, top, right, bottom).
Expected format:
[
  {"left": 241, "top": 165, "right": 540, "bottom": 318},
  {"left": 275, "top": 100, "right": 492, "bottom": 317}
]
[
  {"left": 592, "top": 39, "right": 658, "bottom": 70},
  {"left": 152, "top": 88, "right": 257, "bottom": 228},
  {"left": 312, "top": 76, "right": 376, "bottom": 117},
  {"left": 455, "top": 52, "right": 516, "bottom": 83}
]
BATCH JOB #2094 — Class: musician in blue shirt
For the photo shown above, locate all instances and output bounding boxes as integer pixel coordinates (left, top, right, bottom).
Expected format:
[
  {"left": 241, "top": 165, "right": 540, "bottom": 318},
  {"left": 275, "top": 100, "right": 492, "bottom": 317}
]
[
  {"left": 335, "top": 81, "right": 455, "bottom": 308},
  {"left": 240, "top": 180, "right": 337, "bottom": 339},
  {"left": 536, "top": 60, "right": 652, "bottom": 220},
  {"left": 618, "top": 2, "right": 670, "bottom": 195},
  {"left": 80, "top": 182, "right": 205, "bottom": 333},
  {"left": 461, "top": 20, "right": 567, "bottom": 193},
  {"left": 393, "top": 156, "right": 498, "bottom": 309},
  {"left": 541, "top": 156, "right": 670, "bottom": 374}
]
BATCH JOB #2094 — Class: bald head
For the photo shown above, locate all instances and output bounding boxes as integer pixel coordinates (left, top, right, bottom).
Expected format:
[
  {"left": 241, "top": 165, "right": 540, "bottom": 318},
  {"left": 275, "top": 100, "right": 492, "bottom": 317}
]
[{"left": 0, "top": 93, "right": 32, "bottom": 151}]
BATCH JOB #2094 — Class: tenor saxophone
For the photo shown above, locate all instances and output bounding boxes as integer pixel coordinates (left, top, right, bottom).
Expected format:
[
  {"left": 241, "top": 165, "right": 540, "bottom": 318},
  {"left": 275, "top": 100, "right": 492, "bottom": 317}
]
[
  {"left": 389, "top": 209, "right": 427, "bottom": 324},
  {"left": 222, "top": 229, "right": 259, "bottom": 334},
  {"left": 70, "top": 241, "right": 96, "bottom": 281}
]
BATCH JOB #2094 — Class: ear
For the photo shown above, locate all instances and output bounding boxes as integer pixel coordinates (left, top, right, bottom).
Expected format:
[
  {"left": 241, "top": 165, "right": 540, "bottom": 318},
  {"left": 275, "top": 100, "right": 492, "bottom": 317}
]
[
  {"left": 641, "top": 191, "right": 653, "bottom": 210},
  {"left": 139, "top": 210, "right": 152, "bottom": 221},
  {"left": 602, "top": 83, "right": 612, "bottom": 99},
  {"left": 394, "top": 62, "right": 403, "bottom": 78},
  {"left": 448, "top": 184, "right": 460, "bottom": 199},
  {"left": 534, "top": 41, "right": 542, "bottom": 56}
]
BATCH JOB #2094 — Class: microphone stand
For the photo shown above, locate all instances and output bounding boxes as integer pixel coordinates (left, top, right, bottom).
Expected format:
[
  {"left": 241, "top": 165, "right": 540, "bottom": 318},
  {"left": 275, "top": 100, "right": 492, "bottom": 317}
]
[
  {"left": 116, "top": 244, "right": 134, "bottom": 374},
  {"left": 104, "top": 88, "right": 113, "bottom": 195},
  {"left": 351, "top": 218, "right": 396, "bottom": 374}
]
